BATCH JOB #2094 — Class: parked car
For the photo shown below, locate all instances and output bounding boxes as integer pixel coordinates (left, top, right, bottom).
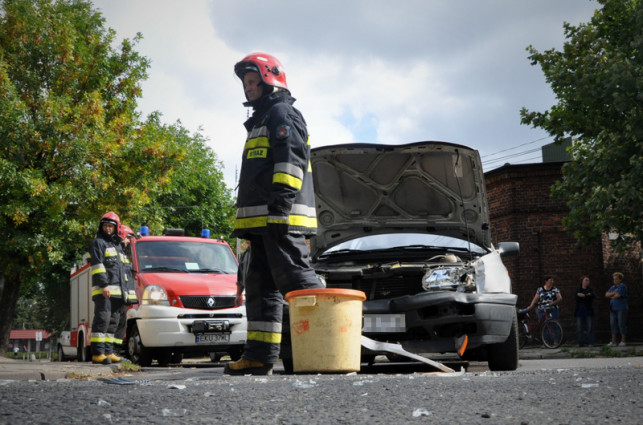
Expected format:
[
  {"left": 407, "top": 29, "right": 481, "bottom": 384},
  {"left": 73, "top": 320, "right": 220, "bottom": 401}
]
[{"left": 283, "top": 141, "right": 520, "bottom": 371}]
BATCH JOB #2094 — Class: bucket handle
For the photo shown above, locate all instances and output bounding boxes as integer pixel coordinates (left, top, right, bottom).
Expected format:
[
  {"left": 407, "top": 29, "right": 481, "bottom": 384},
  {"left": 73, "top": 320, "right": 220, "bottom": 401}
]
[{"left": 290, "top": 295, "right": 317, "bottom": 307}]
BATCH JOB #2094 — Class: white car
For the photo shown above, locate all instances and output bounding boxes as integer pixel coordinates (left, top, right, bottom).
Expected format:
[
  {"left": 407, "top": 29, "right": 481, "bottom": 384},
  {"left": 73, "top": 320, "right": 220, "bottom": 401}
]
[{"left": 301, "top": 141, "right": 520, "bottom": 371}]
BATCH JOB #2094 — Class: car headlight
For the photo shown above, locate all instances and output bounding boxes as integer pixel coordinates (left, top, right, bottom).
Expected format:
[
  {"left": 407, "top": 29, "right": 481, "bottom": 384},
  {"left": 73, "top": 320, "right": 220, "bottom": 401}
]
[
  {"left": 422, "top": 267, "right": 476, "bottom": 292},
  {"left": 141, "top": 284, "right": 170, "bottom": 306}
]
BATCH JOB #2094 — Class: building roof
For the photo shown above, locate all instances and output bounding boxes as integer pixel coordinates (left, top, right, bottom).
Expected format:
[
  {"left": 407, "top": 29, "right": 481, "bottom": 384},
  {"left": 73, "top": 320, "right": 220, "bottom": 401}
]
[{"left": 10, "top": 329, "right": 52, "bottom": 339}]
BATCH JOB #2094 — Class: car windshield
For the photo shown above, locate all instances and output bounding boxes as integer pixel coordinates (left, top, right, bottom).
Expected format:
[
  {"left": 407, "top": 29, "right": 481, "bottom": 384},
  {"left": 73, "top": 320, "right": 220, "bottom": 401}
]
[
  {"left": 134, "top": 240, "right": 238, "bottom": 274},
  {"left": 325, "top": 233, "right": 487, "bottom": 255}
]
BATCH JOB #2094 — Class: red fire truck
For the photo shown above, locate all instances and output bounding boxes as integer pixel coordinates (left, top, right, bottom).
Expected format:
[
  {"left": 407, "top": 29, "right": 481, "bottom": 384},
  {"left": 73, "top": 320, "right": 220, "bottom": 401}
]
[{"left": 56, "top": 228, "right": 246, "bottom": 366}]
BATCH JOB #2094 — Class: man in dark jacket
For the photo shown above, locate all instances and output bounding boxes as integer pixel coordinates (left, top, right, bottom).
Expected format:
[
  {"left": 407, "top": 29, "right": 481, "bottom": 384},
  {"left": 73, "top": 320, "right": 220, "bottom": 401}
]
[
  {"left": 89, "top": 211, "right": 126, "bottom": 364},
  {"left": 224, "top": 52, "right": 323, "bottom": 375}
]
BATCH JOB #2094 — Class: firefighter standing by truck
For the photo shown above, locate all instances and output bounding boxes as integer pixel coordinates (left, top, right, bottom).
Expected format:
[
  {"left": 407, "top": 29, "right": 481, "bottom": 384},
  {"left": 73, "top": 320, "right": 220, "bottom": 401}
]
[
  {"left": 89, "top": 212, "right": 126, "bottom": 364},
  {"left": 113, "top": 224, "right": 139, "bottom": 355},
  {"left": 224, "top": 52, "right": 323, "bottom": 376}
]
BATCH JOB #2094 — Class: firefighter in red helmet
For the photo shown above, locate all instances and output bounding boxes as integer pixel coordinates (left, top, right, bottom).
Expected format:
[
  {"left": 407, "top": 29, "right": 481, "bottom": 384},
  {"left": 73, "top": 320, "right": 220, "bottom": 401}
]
[
  {"left": 225, "top": 52, "right": 323, "bottom": 375},
  {"left": 113, "top": 224, "right": 139, "bottom": 355},
  {"left": 88, "top": 211, "right": 126, "bottom": 364}
]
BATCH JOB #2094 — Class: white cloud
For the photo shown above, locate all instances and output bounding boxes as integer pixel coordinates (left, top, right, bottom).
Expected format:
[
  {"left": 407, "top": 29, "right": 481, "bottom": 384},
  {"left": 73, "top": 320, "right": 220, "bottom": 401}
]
[{"left": 93, "top": 0, "right": 599, "bottom": 188}]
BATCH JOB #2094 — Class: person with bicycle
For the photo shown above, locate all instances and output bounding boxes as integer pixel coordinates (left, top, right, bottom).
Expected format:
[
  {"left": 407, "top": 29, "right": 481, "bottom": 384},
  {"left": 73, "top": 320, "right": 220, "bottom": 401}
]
[{"left": 524, "top": 276, "right": 563, "bottom": 321}]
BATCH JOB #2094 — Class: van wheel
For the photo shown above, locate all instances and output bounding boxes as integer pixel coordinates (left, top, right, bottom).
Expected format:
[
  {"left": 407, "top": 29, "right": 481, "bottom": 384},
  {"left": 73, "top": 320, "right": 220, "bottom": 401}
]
[
  {"left": 57, "top": 344, "right": 65, "bottom": 362},
  {"left": 77, "top": 333, "right": 88, "bottom": 362},
  {"left": 127, "top": 323, "right": 152, "bottom": 367},
  {"left": 487, "top": 312, "right": 519, "bottom": 371}
]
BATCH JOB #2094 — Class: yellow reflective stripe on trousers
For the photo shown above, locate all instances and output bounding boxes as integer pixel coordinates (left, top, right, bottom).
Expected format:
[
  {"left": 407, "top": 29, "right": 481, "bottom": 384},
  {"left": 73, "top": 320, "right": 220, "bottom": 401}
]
[
  {"left": 272, "top": 172, "right": 303, "bottom": 190},
  {"left": 247, "top": 330, "right": 282, "bottom": 344},
  {"left": 90, "top": 333, "right": 107, "bottom": 343}
]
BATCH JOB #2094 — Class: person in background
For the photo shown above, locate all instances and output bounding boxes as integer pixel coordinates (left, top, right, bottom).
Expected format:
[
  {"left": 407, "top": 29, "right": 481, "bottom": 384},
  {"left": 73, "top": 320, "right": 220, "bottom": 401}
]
[
  {"left": 88, "top": 211, "right": 125, "bottom": 364},
  {"left": 574, "top": 276, "right": 595, "bottom": 347},
  {"left": 235, "top": 241, "right": 251, "bottom": 307},
  {"left": 605, "top": 272, "right": 628, "bottom": 347},
  {"left": 113, "top": 224, "right": 138, "bottom": 355},
  {"left": 225, "top": 52, "right": 323, "bottom": 375},
  {"left": 524, "top": 276, "right": 563, "bottom": 320}
]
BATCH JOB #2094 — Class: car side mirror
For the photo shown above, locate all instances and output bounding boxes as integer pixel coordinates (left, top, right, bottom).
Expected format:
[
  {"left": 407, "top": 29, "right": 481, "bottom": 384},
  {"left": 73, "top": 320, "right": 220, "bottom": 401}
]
[{"left": 497, "top": 242, "right": 520, "bottom": 258}]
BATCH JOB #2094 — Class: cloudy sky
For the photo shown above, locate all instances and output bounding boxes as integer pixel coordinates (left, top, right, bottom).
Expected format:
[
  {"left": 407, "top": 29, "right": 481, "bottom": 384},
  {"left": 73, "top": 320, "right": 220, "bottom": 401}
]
[{"left": 93, "top": 0, "right": 598, "bottom": 190}]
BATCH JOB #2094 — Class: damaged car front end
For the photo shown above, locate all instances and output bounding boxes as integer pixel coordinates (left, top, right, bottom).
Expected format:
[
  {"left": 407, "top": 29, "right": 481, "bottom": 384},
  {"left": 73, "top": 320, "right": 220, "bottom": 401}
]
[{"left": 308, "top": 141, "right": 520, "bottom": 371}]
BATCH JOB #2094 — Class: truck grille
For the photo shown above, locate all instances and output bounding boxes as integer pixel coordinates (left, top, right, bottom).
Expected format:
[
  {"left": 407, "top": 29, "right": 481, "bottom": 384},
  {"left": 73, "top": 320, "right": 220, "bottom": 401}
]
[{"left": 180, "top": 296, "right": 236, "bottom": 310}]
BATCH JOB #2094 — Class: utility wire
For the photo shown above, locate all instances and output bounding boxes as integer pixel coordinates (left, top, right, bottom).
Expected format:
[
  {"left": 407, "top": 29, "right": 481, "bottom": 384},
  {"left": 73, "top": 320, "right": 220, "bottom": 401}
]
[
  {"left": 482, "top": 147, "right": 542, "bottom": 166},
  {"left": 481, "top": 135, "right": 552, "bottom": 160}
]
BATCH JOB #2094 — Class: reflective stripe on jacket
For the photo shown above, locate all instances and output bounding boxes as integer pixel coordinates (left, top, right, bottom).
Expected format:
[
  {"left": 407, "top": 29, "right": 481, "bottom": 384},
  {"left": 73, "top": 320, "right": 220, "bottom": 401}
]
[{"left": 231, "top": 91, "right": 317, "bottom": 238}]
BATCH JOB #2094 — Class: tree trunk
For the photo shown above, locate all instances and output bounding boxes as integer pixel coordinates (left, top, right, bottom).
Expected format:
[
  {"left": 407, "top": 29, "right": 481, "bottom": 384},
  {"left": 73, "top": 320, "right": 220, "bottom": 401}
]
[{"left": 0, "top": 272, "right": 22, "bottom": 357}]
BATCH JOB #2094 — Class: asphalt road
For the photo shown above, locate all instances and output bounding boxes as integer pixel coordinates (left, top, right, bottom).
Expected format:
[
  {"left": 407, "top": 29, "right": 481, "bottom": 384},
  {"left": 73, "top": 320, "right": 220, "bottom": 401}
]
[{"left": 1, "top": 356, "right": 641, "bottom": 424}]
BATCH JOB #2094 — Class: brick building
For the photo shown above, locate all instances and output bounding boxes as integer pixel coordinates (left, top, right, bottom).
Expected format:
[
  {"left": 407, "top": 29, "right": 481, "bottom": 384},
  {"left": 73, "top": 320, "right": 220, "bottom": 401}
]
[{"left": 485, "top": 161, "right": 642, "bottom": 344}]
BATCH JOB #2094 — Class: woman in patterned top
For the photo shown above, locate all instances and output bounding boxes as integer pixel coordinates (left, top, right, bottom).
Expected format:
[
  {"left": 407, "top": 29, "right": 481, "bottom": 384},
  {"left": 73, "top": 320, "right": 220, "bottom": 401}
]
[{"left": 524, "top": 276, "right": 563, "bottom": 320}]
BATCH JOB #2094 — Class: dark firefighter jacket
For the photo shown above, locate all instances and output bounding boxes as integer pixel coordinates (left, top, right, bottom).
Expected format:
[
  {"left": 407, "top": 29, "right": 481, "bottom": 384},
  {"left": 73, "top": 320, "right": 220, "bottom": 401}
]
[
  {"left": 231, "top": 91, "right": 317, "bottom": 238},
  {"left": 89, "top": 228, "right": 125, "bottom": 299}
]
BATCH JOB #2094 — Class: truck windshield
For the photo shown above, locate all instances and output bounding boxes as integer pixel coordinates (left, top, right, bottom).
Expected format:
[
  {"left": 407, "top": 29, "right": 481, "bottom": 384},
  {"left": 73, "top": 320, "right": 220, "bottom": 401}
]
[{"left": 134, "top": 240, "right": 238, "bottom": 274}]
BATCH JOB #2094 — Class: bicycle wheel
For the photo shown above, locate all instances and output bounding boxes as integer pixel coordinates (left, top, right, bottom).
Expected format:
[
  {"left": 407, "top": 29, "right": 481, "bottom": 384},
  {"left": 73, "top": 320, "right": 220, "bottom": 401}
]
[
  {"left": 518, "top": 321, "right": 529, "bottom": 349},
  {"left": 541, "top": 319, "right": 563, "bottom": 348}
]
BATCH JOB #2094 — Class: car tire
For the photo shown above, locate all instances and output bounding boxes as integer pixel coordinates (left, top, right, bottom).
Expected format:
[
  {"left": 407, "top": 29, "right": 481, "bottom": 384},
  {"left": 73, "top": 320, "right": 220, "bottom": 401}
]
[
  {"left": 77, "top": 333, "right": 88, "bottom": 362},
  {"left": 57, "top": 344, "right": 65, "bottom": 362},
  {"left": 487, "top": 312, "right": 519, "bottom": 371},
  {"left": 127, "top": 323, "right": 153, "bottom": 367}
]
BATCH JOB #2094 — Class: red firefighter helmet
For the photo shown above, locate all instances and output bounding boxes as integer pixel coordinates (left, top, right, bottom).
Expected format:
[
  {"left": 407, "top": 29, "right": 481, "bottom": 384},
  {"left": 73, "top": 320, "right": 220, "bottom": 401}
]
[
  {"left": 118, "top": 224, "right": 135, "bottom": 239},
  {"left": 234, "top": 52, "right": 288, "bottom": 90},
  {"left": 100, "top": 211, "right": 120, "bottom": 228}
]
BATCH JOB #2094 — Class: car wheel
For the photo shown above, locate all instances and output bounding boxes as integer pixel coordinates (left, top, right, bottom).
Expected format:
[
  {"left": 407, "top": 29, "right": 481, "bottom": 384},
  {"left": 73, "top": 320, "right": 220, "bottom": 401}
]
[
  {"left": 77, "top": 333, "right": 88, "bottom": 362},
  {"left": 487, "top": 312, "right": 519, "bottom": 371},
  {"left": 127, "top": 323, "right": 152, "bottom": 367},
  {"left": 57, "top": 344, "right": 65, "bottom": 362}
]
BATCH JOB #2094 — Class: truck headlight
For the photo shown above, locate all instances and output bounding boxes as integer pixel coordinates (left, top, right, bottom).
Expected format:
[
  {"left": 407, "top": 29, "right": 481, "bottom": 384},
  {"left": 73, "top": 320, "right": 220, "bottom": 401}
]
[{"left": 141, "top": 285, "right": 170, "bottom": 306}]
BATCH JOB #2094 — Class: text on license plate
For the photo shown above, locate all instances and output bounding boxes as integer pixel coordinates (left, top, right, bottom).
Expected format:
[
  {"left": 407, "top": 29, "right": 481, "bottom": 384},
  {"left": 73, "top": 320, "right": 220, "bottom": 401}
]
[{"left": 195, "top": 333, "right": 230, "bottom": 344}]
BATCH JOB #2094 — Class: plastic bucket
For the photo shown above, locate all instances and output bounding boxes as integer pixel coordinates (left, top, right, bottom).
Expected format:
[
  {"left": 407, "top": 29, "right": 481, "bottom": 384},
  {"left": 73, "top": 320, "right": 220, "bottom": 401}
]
[{"left": 285, "top": 288, "right": 366, "bottom": 373}]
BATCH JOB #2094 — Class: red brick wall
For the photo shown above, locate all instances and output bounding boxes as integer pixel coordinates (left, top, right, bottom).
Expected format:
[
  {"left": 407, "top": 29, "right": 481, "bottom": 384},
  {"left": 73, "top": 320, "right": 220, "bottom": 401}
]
[{"left": 485, "top": 162, "right": 641, "bottom": 344}]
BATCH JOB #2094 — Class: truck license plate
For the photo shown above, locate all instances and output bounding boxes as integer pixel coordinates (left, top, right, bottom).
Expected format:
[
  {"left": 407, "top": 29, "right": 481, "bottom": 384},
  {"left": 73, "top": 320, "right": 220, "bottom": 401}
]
[{"left": 195, "top": 333, "right": 230, "bottom": 344}]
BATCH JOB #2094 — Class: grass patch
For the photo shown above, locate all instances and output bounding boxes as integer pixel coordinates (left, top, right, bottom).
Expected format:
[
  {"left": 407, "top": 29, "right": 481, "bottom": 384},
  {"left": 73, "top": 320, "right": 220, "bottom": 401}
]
[{"left": 116, "top": 360, "right": 141, "bottom": 373}]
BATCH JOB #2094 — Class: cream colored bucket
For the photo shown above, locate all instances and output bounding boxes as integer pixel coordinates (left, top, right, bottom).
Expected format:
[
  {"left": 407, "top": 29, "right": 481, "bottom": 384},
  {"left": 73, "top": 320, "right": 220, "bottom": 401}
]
[{"left": 285, "top": 288, "right": 367, "bottom": 373}]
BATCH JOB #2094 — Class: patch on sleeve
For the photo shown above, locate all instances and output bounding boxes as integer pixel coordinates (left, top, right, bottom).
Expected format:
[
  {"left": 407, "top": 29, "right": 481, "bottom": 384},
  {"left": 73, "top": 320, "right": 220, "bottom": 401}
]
[{"left": 275, "top": 125, "right": 291, "bottom": 139}]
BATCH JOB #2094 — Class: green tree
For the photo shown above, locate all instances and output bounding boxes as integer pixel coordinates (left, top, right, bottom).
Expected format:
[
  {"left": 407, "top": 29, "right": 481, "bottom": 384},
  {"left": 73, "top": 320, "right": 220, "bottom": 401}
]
[
  {"left": 520, "top": 0, "right": 643, "bottom": 250},
  {"left": 0, "top": 0, "right": 233, "bottom": 355},
  {"left": 127, "top": 115, "right": 236, "bottom": 238}
]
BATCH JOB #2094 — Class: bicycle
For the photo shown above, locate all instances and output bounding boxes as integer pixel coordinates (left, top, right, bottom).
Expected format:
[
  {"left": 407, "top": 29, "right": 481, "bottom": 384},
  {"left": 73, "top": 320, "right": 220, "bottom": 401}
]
[{"left": 517, "top": 308, "right": 564, "bottom": 349}]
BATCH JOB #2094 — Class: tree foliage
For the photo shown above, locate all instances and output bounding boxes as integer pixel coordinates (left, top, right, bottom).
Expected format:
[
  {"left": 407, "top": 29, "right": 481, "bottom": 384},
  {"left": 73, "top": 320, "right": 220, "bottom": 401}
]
[
  {"left": 520, "top": 0, "right": 643, "bottom": 250},
  {"left": 0, "top": 0, "right": 234, "bottom": 353}
]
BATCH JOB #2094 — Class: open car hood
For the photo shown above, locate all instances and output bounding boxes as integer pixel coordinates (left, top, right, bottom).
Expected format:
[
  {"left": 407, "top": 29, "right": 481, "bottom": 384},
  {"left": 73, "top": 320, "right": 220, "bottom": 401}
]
[{"left": 310, "top": 141, "right": 491, "bottom": 258}]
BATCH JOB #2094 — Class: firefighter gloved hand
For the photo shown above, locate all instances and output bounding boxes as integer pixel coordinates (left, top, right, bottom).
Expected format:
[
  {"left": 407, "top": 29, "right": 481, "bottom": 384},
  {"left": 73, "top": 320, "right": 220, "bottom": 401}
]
[{"left": 267, "top": 222, "right": 289, "bottom": 239}]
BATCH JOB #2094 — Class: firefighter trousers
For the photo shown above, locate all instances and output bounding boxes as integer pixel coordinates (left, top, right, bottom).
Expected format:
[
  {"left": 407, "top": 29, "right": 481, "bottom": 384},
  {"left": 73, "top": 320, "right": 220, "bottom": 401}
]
[
  {"left": 242, "top": 234, "right": 323, "bottom": 364},
  {"left": 91, "top": 295, "right": 124, "bottom": 355}
]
